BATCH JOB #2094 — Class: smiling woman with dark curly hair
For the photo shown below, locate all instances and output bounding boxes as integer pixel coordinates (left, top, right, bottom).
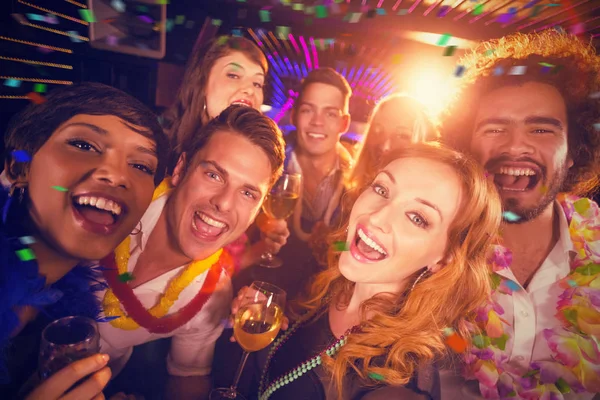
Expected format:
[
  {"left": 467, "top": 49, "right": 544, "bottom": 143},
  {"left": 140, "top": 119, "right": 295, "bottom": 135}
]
[{"left": 441, "top": 29, "right": 600, "bottom": 197}]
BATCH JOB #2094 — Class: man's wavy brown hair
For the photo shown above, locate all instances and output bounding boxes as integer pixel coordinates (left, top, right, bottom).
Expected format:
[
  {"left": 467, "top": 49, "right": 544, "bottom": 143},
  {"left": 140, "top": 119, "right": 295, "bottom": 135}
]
[
  {"left": 296, "top": 142, "right": 502, "bottom": 398},
  {"left": 440, "top": 30, "right": 600, "bottom": 196}
]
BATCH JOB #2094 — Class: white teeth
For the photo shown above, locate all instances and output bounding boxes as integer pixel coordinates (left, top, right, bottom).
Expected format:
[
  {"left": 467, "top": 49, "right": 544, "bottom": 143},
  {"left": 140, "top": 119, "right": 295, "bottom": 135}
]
[
  {"left": 498, "top": 167, "right": 536, "bottom": 176},
  {"left": 308, "top": 133, "right": 326, "bottom": 139},
  {"left": 231, "top": 101, "right": 250, "bottom": 107},
  {"left": 75, "top": 196, "right": 122, "bottom": 216},
  {"left": 196, "top": 212, "right": 227, "bottom": 229},
  {"left": 357, "top": 228, "right": 387, "bottom": 256}
]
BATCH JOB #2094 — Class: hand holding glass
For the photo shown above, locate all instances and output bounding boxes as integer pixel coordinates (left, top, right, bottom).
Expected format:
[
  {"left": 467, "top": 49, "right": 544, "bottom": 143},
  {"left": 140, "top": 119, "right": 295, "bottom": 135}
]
[
  {"left": 210, "top": 281, "right": 286, "bottom": 400},
  {"left": 260, "top": 173, "right": 301, "bottom": 268}
]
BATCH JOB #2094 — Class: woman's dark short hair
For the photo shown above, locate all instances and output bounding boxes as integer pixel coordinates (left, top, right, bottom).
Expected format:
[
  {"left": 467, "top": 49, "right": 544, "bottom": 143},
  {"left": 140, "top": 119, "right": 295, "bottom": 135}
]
[
  {"left": 4, "top": 82, "right": 169, "bottom": 185},
  {"left": 182, "top": 105, "right": 285, "bottom": 186}
]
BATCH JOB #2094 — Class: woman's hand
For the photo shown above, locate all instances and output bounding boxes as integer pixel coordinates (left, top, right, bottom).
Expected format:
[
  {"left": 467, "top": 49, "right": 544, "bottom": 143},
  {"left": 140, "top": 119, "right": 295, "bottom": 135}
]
[
  {"left": 26, "top": 354, "right": 111, "bottom": 400},
  {"left": 229, "top": 286, "right": 289, "bottom": 342}
]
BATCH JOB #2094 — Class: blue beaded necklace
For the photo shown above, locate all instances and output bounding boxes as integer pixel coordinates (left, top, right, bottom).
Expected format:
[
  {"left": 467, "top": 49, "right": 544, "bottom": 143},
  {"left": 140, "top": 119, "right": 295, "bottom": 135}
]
[{"left": 258, "top": 307, "right": 360, "bottom": 400}]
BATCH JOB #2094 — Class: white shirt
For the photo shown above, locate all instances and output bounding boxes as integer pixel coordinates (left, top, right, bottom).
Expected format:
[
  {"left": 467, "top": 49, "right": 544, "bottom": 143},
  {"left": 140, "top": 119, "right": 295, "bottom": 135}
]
[
  {"left": 441, "top": 202, "right": 595, "bottom": 400},
  {"left": 97, "top": 194, "right": 233, "bottom": 377}
]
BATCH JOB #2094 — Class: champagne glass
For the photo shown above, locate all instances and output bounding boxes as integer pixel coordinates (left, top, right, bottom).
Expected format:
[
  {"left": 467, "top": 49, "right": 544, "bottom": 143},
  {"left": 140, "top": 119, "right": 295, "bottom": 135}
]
[
  {"left": 259, "top": 172, "right": 302, "bottom": 268},
  {"left": 210, "top": 281, "right": 286, "bottom": 400},
  {"left": 39, "top": 316, "right": 100, "bottom": 381}
]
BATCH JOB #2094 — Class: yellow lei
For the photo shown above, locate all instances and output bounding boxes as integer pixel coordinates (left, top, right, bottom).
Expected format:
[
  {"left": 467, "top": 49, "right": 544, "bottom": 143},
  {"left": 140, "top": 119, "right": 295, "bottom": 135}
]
[{"left": 102, "top": 178, "right": 222, "bottom": 331}]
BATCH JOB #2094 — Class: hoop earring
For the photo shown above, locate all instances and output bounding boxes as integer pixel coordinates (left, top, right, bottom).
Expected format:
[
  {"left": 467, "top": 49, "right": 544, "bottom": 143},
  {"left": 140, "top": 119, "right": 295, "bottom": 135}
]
[
  {"left": 410, "top": 268, "right": 430, "bottom": 291},
  {"left": 131, "top": 220, "right": 143, "bottom": 236}
]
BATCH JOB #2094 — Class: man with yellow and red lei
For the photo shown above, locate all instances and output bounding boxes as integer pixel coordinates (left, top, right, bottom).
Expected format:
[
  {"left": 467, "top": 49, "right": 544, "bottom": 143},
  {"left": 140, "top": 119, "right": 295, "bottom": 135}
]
[
  {"left": 96, "top": 106, "right": 285, "bottom": 399},
  {"left": 440, "top": 30, "right": 600, "bottom": 399}
]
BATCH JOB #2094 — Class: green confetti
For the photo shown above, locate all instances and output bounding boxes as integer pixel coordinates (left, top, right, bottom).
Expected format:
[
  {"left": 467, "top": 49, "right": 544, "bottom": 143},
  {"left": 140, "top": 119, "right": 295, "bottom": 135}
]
[
  {"left": 211, "top": 19, "right": 222, "bottom": 26},
  {"left": 437, "top": 33, "right": 452, "bottom": 46},
  {"left": 275, "top": 26, "right": 291, "bottom": 40},
  {"left": 155, "top": 0, "right": 169, "bottom": 4},
  {"left": 397, "top": 9, "right": 409, "bottom": 15},
  {"left": 484, "top": 49, "right": 496, "bottom": 56},
  {"left": 442, "top": 327, "right": 455, "bottom": 336},
  {"left": 333, "top": 241, "right": 349, "bottom": 251},
  {"left": 539, "top": 62, "right": 555, "bottom": 68},
  {"left": 473, "top": 4, "right": 484, "bottom": 15},
  {"left": 292, "top": 3, "right": 304, "bottom": 11},
  {"left": 574, "top": 198, "right": 590, "bottom": 215},
  {"left": 51, "top": 185, "right": 69, "bottom": 192},
  {"left": 236, "top": 0, "right": 247, "bottom": 2},
  {"left": 315, "top": 5, "right": 327, "bottom": 18},
  {"left": 259, "top": 10, "right": 271, "bottom": 22},
  {"left": 175, "top": 15, "right": 185, "bottom": 25},
  {"left": 79, "top": 9, "right": 96, "bottom": 22},
  {"left": 136, "top": 5, "right": 149, "bottom": 12},
  {"left": 348, "top": 12, "right": 362, "bottom": 23},
  {"left": 165, "top": 19, "right": 174, "bottom": 32},
  {"left": 305, "top": 6, "right": 314, "bottom": 14},
  {"left": 443, "top": 45, "right": 457, "bottom": 56},
  {"left": 16, "top": 248, "right": 36, "bottom": 262},
  {"left": 118, "top": 272, "right": 135, "bottom": 282},
  {"left": 368, "top": 372, "right": 385, "bottom": 381},
  {"left": 33, "top": 83, "right": 47, "bottom": 93}
]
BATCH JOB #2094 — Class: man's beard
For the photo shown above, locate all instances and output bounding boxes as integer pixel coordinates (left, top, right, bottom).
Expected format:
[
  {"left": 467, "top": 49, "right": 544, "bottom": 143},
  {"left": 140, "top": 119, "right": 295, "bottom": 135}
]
[{"left": 502, "top": 164, "right": 568, "bottom": 224}]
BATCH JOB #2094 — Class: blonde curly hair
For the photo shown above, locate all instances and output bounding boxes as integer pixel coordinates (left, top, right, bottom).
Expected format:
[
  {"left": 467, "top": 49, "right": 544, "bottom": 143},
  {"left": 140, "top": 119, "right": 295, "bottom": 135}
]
[{"left": 440, "top": 30, "right": 600, "bottom": 196}]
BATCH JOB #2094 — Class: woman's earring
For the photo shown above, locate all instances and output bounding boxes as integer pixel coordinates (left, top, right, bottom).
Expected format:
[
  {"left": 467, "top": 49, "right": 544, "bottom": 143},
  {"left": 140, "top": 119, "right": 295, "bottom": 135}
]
[
  {"left": 3, "top": 183, "right": 26, "bottom": 224},
  {"left": 131, "top": 221, "right": 143, "bottom": 236},
  {"left": 410, "top": 268, "right": 430, "bottom": 291}
]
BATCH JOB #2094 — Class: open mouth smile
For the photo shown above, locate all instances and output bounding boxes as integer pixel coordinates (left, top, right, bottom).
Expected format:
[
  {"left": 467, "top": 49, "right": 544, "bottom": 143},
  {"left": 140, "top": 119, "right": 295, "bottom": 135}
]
[
  {"left": 490, "top": 164, "right": 542, "bottom": 192},
  {"left": 350, "top": 224, "right": 389, "bottom": 263},
  {"left": 191, "top": 211, "right": 229, "bottom": 242},
  {"left": 71, "top": 193, "right": 127, "bottom": 235}
]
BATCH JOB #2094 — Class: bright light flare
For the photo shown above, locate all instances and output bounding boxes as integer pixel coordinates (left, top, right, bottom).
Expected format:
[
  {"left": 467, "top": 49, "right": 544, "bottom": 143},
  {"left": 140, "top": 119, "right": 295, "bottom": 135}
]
[{"left": 404, "top": 65, "right": 460, "bottom": 118}]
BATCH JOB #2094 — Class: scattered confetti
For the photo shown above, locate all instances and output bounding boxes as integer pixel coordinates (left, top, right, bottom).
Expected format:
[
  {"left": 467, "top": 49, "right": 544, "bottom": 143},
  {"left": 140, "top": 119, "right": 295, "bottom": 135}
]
[
  {"left": 4, "top": 79, "right": 21, "bottom": 88},
  {"left": 51, "top": 186, "right": 69, "bottom": 192},
  {"left": 259, "top": 10, "right": 271, "bottom": 22},
  {"left": 502, "top": 211, "right": 521, "bottom": 222},
  {"left": 437, "top": 6, "right": 451, "bottom": 17},
  {"left": 443, "top": 46, "right": 457, "bottom": 56},
  {"left": 67, "top": 31, "right": 83, "bottom": 43},
  {"left": 12, "top": 150, "right": 31, "bottom": 162},
  {"left": 333, "top": 241, "right": 350, "bottom": 251},
  {"left": 110, "top": 0, "right": 126, "bottom": 12},
  {"left": 368, "top": 372, "right": 385, "bottom": 381},
  {"left": 165, "top": 19, "right": 174, "bottom": 32},
  {"left": 376, "top": 8, "right": 386, "bottom": 15},
  {"left": 484, "top": 49, "right": 496, "bottom": 57},
  {"left": 454, "top": 65, "right": 465, "bottom": 77},
  {"left": 106, "top": 35, "right": 119, "bottom": 46},
  {"left": 493, "top": 66, "right": 504, "bottom": 76},
  {"left": 211, "top": 19, "right": 222, "bottom": 26},
  {"left": 497, "top": 7, "right": 517, "bottom": 24},
  {"left": 473, "top": 4, "right": 484, "bottom": 15},
  {"left": 155, "top": 0, "right": 169, "bottom": 4},
  {"left": 136, "top": 5, "right": 149, "bottom": 12},
  {"left": 79, "top": 9, "right": 97, "bottom": 23},
  {"left": 19, "top": 236, "right": 36, "bottom": 245},
  {"left": 437, "top": 33, "right": 452, "bottom": 46},
  {"left": 567, "top": 280, "right": 577, "bottom": 287},
  {"left": 397, "top": 9, "right": 409, "bottom": 15},
  {"left": 231, "top": 28, "right": 243, "bottom": 37},
  {"left": 292, "top": 3, "right": 304, "bottom": 11},
  {"left": 138, "top": 15, "right": 153, "bottom": 24},
  {"left": 26, "top": 13, "right": 46, "bottom": 22},
  {"left": 44, "top": 14, "right": 59, "bottom": 24},
  {"left": 524, "top": 0, "right": 541, "bottom": 8},
  {"left": 185, "top": 20, "right": 195, "bottom": 29},
  {"left": 11, "top": 13, "right": 28, "bottom": 25},
  {"left": 276, "top": 26, "right": 291, "bottom": 40},
  {"left": 175, "top": 15, "right": 185, "bottom": 24},
  {"left": 530, "top": 5, "right": 544, "bottom": 17},
  {"left": 118, "top": 272, "right": 135, "bottom": 282},
  {"left": 509, "top": 65, "right": 527, "bottom": 75},
  {"left": 16, "top": 248, "right": 36, "bottom": 262},
  {"left": 348, "top": 12, "right": 362, "bottom": 23},
  {"left": 593, "top": 123, "right": 600, "bottom": 131},
  {"left": 589, "top": 92, "right": 600, "bottom": 99},
  {"left": 33, "top": 83, "right": 47, "bottom": 93},
  {"left": 315, "top": 5, "right": 328, "bottom": 18},
  {"left": 570, "top": 23, "right": 585, "bottom": 36},
  {"left": 505, "top": 280, "right": 520, "bottom": 291},
  {"left": 26, "top": 92, "right": 45, "bottom": 104}
]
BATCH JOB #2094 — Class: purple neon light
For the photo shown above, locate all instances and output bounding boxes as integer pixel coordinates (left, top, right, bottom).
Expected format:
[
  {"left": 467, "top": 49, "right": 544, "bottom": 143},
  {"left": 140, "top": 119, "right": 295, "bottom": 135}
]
[
  {"left": 517, "top": 0, "right": 590, "bottom": 30},
  {"left": 289, "top": 34, "right": 301, "bottom": 54},
  {"left": 309, "top": 37, "right": 319, "bottom": 69},
  {"left": 534, "top": 2, "right": 599, "bottom": 31},
  {"left": 274, "top": 96, "right": 295, "bottom": 123},
  {"left": 392, "top": 0, "right": 403, "bottom": 11},
  {"left": 298, "top": 36, "right": 312, "bottom": 70},
  {"left": 469, "top": 0, "right": 514, "bottom": 24},
  {"left": 423, "top": 0, "right": 443, "bottom": 16},
  {"left": 377, "top": 0, "right": 384, "bottom": 7}
]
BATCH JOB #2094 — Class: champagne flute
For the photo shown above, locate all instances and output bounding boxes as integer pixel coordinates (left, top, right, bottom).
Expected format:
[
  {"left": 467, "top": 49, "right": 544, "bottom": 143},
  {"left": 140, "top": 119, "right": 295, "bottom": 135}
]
[
  {"left": 39, "top": 316, "right": 100, "bottom": 381},
  {"left": 259, "top": 172, "right": 302, "bottom": 268},
  {"left": 210, "top": 281, "right": 286, "bottom": 400}
]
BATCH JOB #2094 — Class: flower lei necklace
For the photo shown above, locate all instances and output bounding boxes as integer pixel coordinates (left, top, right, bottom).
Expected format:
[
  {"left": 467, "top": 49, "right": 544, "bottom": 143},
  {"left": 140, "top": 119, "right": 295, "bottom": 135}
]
[
  {"left": 101, "top": 179, "right": 232, "bottom": 334},
  {"left": 464, "top": 194, "right": 600, "bottom": 398}
]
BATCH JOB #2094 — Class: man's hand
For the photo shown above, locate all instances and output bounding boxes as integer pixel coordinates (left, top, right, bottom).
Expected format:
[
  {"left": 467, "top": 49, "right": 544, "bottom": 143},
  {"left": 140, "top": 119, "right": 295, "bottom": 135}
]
[
  {"left": 228, "top": 286, "right": 289, "bottom": 342},
  {"left": 26, "top": 354, "right": 111, "bottom": 400},
  {"left": 256, "top": 213, "right": 290, "bottom": 256}
]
